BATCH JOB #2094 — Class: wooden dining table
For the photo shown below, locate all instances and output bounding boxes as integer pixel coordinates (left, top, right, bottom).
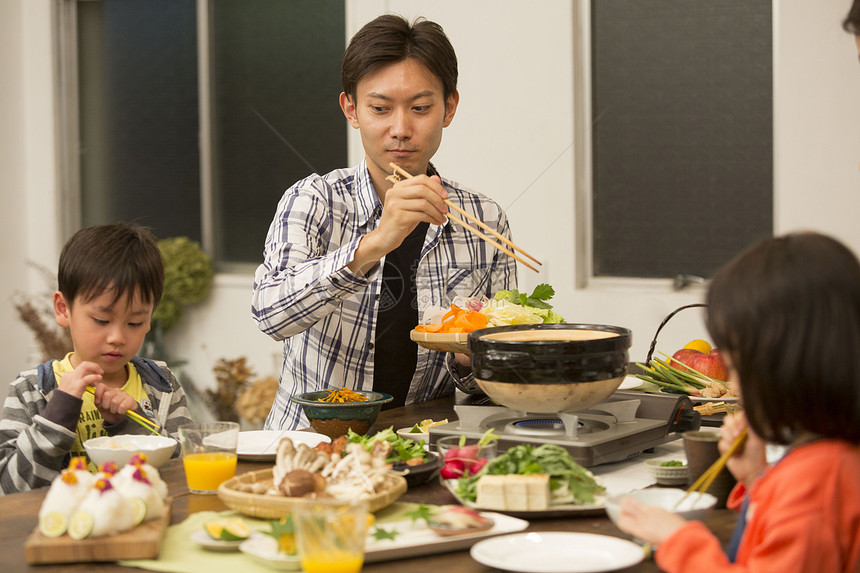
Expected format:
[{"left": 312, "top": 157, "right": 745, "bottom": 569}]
[{"left": 0, "top": 396, "right": 737, "bottom": 572}]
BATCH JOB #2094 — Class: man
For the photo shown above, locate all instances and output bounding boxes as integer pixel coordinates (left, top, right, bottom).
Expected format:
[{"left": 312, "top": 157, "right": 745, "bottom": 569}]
[{"left": 252, "top": 15, "right": 518, "bottom": 430}]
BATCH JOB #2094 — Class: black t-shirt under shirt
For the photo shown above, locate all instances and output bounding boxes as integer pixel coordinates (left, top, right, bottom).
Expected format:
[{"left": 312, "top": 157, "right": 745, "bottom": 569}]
[{"left": 372, "top": 221, "right": 429, "bottom": 409}]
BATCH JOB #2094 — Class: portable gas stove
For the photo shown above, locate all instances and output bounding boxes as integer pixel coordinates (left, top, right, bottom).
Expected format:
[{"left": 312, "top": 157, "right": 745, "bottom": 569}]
[{"left": 429, "top": 391, "right": 700, "bottom": 467}]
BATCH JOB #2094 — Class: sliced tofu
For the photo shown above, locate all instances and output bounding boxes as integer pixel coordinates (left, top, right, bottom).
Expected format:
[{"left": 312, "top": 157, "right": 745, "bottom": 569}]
[{"left": 475, "top": 474, "right": 550, "bottom": 510}]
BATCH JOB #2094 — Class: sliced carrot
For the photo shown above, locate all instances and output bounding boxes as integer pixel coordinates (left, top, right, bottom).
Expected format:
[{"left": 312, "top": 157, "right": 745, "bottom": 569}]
[{"left": 414, "top": 305, "right": 487, "bottom": 334}]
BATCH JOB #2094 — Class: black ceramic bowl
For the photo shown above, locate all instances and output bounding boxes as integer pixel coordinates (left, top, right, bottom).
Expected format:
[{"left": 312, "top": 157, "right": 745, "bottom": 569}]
[{"left": 468, "top": 323, "right": 632, "bottom": 414}]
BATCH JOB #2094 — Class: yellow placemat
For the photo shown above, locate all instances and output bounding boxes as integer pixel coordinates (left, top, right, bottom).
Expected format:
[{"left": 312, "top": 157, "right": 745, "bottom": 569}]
[{"left": 120, "top": 502, "right": 429, "bottom": 573}]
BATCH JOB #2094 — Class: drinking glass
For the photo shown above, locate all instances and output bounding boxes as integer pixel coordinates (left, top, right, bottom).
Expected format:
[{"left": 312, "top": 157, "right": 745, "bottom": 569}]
[
  {"left": 178, "top": 421, "right": 239, "bottom": 494},
  {"left": 293, "top": 498, "right": 369, "bottom": 573}
]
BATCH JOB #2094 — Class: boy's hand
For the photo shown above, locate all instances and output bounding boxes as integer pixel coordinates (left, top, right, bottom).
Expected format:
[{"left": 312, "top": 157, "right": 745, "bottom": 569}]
[
  {"left": 57, "top": 361, "right": 104, "bottom": 399},
  {"left": 92, "top": 383, "right": 139, "bottom": 425}
]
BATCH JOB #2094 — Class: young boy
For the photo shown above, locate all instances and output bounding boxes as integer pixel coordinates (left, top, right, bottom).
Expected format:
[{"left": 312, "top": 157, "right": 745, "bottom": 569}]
[{"left": 0, "top": 223, "right": 192, "bottom": 494}]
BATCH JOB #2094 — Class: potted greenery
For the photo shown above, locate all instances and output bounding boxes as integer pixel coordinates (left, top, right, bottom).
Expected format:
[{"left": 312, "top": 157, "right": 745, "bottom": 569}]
[{"left": 144, "top": 237, "right": 213, "bottom": 361}]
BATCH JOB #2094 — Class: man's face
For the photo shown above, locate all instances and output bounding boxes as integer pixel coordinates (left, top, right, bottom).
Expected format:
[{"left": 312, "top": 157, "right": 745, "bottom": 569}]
[{"left": 340, "top": 58, "right": 459, "bottom": 195}]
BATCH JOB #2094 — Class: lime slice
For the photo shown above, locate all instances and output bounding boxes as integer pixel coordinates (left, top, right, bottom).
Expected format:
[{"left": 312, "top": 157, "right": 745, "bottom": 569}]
[
  {"left": 204, "top": 521, "right": 224, "bottom": 540},
  {"left": 220, "top": 519, "right": 250, "bottom": 541},
  {"left": 68, "top": 511, "right": 95, "bottom": 540},
  {"left": 39, "top": 511, "right": 68, "bottom": 538},
  {"left": 128, "top": 497, "right": 148, "bottom": 525}
]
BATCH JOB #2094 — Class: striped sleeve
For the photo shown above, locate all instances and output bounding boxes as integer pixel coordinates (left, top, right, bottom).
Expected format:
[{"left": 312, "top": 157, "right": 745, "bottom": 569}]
[{"left": 0, "top": 373, "right": 77, "bottom": 494}]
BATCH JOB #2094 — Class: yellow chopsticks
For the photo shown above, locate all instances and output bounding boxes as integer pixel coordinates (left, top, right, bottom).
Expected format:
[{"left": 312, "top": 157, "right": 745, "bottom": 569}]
[
  {"left": 386, "top": 163, "right": 542, "bottom": 273},
  {"left": 84, "top": 385, "right": 164, "bottom": 436},
  {"left": 675, "top": 428, "right": 748, "bottom": 509}
]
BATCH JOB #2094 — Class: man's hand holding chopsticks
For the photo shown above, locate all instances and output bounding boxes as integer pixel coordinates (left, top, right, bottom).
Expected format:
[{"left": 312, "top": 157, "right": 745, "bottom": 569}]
[{"left": 348, "top": 174, "right": 449, "bottom": 275}]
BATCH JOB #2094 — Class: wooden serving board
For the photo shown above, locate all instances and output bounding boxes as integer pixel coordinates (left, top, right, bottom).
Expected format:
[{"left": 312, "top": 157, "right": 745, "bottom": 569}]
[{"left": 24, "top": 499, "right": 172, "bottom": 564}]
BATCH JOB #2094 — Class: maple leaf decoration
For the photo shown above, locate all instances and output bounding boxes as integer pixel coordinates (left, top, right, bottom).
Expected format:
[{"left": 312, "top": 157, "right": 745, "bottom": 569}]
[
  {"left": 371, "top": 527, "right": 400, "bottom": 542},
  {"left": 404, "top": 503, "right": 436, "bottom": 524}
]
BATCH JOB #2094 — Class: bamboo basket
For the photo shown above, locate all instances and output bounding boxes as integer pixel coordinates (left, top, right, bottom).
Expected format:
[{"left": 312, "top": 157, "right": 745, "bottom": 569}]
[{"left": 217, "top": 468, "right": 407, "bottom": 519}]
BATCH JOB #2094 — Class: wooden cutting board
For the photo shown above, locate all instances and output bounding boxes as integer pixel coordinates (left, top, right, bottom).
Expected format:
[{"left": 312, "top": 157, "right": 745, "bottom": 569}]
[{"left": 24, "top": 499, "right": 172, "bottom": 564}]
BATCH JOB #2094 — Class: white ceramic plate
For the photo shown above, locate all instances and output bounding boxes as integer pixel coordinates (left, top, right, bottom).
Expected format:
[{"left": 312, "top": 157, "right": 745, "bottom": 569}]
[
  {"left": 470, "top": 532, "right": 644, "bottom": 573},
  {"left": 239, "top": 533, "right": 301, "bottom": 570},
  {"left": 617, "top": 376, "right": 644, "bottom": 390},
  {"left": 189, "top": 529, "right": 244, "bottom": 552},
  {"left": 236, "top": 430, "right": 331, "bottom": 461},
  {"left": 443, "top": 480, "right": 605, "bottom": 518},
  {"left": 365, "top": 512, "right": 528, "bottom": 563}
]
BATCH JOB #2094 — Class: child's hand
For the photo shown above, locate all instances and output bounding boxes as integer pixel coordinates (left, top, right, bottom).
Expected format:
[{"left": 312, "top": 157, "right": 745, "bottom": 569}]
[
  {"left": 92, "top": 383, "right": 139, "bottom": 425},
  {"left": 616, "top": 496, "right": 687, "bottom": 545},
  {"left": 720, "top": 412, "right": 768, "bottom": 488},
  {"left": 57, "top": 361, "right": 103, "bottom": 399}
]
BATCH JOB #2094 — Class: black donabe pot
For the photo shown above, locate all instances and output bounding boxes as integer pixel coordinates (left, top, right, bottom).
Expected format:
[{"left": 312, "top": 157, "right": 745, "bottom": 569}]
[{"left": 467, "top": 323, "right": 632, "bottom": 414}]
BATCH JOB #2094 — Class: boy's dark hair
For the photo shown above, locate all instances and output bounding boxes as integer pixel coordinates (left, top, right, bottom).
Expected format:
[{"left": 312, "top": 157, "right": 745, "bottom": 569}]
[
  {"left": 58, "top": 223, "right": 164, "bottom": 309},
  {"left": 844, "top": 0, "right": 860, "bottom": 35},
  {"left": 706, "top": 232, "right": 860, "bottom": 445},
  {"left": 342, "top": 14, "right": 458, "bottom": 101}
]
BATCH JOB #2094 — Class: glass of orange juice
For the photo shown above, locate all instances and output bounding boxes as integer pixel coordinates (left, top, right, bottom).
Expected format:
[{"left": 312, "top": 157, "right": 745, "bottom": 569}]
[
  {"left": 178, "top": 421, "right": 239, "bottom": 494},
  {"left": 293, "top": 498, "right": 369, "bottom": 573}
]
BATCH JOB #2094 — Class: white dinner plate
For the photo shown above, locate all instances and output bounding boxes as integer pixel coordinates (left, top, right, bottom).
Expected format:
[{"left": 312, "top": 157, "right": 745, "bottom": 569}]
[
  {"left": 236, "top": 430, "right": 330, "bottom": 461},
  {"left": 470, "top": 532, "right": 644, "bottom": 573}
]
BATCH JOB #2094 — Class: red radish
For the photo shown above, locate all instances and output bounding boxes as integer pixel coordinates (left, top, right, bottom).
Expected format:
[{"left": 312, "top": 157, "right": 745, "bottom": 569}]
[{"left": 440, "top": 460, "right": 465, "bottom": 479}]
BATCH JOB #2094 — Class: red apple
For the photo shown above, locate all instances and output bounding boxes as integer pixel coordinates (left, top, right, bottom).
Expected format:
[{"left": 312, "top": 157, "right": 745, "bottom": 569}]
[
  {"left": 670, "top": 349, "right": 701, "bottom": 372},
  {"left": 670, "top": 348, "right": 728, "bottom": 381},
  {"left": 685, "top": 352, "right": 728, "bottom": 381}
]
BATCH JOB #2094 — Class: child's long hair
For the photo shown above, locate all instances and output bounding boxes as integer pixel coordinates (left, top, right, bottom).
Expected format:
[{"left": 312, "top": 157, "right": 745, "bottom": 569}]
[{"left": 706, "top": 232, "right": 860, "bottom": 445}]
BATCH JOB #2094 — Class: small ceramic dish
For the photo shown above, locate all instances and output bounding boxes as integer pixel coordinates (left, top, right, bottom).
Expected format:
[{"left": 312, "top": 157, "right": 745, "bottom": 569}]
[
  {"left": 389, "top": 452, "right": 443, "bottom": 487},
  {"left": 190, "top": 529, "right": 244, "bottom": 552},
  {"left": 645, "top": 459, "right": 689, "bottom": 486},
  {"left": 239, "top": 532, "right": 301, "bottom": 570},
  {"left": 396, "top": 427, "right": 429, "bottom": 444}
]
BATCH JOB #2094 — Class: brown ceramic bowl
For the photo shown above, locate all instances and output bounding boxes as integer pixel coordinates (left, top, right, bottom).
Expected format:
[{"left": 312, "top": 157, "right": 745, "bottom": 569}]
[{"left": 289, "top": 391, "right": 392, "bottom": 438}]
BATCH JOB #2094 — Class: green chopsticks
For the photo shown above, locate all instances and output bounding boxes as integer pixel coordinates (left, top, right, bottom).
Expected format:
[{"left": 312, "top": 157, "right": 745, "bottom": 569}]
[{"left": 84, "top": 385, "right": 164, "bottom": 436}]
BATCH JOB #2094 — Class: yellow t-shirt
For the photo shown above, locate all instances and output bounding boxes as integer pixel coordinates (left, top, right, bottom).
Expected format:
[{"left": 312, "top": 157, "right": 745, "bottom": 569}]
[{"left": 53, "top": 353, "right": 150, "bottom": 469}]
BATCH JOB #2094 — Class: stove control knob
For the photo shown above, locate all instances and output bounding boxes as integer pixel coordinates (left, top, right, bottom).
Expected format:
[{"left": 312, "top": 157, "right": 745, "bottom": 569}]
[{"left": 672, "top": 407, "right": 701, "bottom": 433}]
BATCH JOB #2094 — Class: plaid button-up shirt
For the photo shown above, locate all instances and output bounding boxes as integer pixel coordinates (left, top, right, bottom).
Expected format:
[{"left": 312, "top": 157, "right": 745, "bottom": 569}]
[{"left": 252, "top": 160, "right": 517, "bottom": 430}]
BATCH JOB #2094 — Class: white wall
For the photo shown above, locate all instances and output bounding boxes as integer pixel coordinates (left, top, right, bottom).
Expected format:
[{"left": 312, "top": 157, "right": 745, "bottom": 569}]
[
  {"left": 1, "top": 0, "right": 60, "bottom": 385},
  {"left": 2, "top": 0, "right": 859, "bottom": 397}
]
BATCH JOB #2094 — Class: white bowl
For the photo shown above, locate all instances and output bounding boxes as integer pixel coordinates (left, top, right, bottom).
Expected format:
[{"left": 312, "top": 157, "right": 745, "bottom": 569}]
[
  {"left": 645, "top": 459, "right": 689, "bottom": 486},
  {"left": 396, "top": 427, "right": 429, "bottom": 444},
  {"left": 605, "top": 488, "right": 717, "bottom": 529},
  {"left": 84, "top": 434, "right": 178, "bottom": 469}
]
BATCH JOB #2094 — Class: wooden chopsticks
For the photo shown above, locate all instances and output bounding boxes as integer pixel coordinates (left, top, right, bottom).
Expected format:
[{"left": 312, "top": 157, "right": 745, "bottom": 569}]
[
  {"left": 675, "top": 428, "right": 748, "bottom": 509},
  {"left": 386, "top": 163, "right": 542, "bottom": 273},
  {"left": 84, "top": 385, "right": 164, "bottom": 436}
]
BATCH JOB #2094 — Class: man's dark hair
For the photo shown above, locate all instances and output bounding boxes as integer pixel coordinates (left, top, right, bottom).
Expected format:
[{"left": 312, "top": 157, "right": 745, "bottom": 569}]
[
  {"left": 58, "top": 223, "right": 164, "bottom": 309},
  {"left": 342, "top": 14, "right": 458, "bottom": 101}
]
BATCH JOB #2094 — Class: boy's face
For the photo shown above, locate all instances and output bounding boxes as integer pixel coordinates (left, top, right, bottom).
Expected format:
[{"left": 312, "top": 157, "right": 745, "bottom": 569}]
[
  {"left": 340, "top": 57, "right": 459, "bottom": 194},
  {"left": 54, "top": 287, "right": 154, "bottom": 385}
]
